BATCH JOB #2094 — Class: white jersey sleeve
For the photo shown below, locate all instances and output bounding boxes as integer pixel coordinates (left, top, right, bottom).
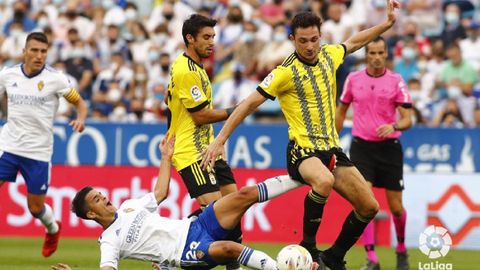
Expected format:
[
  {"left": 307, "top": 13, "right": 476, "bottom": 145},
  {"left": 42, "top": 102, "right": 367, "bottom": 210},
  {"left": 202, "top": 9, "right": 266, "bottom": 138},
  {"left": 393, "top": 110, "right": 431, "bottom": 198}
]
[
  {"left": 99, "top": 239, "right": 120, "bottom": 269},
  {"left": 120, "top": 193, "right": 159, "bottom": 213}
]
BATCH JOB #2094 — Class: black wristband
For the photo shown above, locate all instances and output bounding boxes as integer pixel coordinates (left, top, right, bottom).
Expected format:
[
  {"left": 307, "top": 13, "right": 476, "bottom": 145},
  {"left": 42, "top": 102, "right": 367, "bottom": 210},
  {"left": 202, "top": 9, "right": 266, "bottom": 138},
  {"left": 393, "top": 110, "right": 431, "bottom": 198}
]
[{"left": 226, "top": 105, "right": 238, "bottom": 117}]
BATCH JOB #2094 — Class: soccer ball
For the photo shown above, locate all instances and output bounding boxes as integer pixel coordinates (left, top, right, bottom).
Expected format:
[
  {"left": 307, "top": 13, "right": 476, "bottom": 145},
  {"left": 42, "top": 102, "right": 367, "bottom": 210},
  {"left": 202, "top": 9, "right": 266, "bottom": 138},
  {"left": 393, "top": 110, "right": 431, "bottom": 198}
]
[{"left": 276, "top": 244, "right": 313, "bottom": 270}]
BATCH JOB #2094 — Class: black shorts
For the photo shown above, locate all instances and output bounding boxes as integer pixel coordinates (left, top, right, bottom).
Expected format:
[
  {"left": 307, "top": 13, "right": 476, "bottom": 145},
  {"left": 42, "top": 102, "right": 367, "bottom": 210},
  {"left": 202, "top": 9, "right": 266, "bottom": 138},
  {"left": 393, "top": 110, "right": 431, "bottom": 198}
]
[
  {"left": 179, "top": 159, "right": 236, "bottom": 198},
  {"left": 286, "top": 140, "right": 354, "bottom": 184},
  {"left": 350, "top": 136, "right": 404, "bottom": 191}
]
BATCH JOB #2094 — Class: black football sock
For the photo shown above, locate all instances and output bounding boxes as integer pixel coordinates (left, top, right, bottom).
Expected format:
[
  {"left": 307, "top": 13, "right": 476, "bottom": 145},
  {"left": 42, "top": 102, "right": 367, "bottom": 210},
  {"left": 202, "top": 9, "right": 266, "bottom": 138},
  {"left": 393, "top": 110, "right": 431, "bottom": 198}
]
[{"left": 302, "top": 190, "right": 327, "bottom": 244}]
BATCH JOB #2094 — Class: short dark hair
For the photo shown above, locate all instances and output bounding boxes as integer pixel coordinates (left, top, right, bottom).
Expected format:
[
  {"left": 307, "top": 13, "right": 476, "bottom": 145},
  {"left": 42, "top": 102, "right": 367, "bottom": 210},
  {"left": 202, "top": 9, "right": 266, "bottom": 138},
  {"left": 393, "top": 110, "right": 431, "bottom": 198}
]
[
  {"left": 291, "top": 12, "right": 322, "bottom": 36},
  {"left": 366, "top": 36, "right": 387, "bottom": 53},
  {"left": 71, "top": 186, "right": 94, "bottom": 220},
  {"left": 26, "top": 32, "right": 49, "bottom": 45},
  {"left": 182, "top": 14, "right": 217, "bottom": 46}
]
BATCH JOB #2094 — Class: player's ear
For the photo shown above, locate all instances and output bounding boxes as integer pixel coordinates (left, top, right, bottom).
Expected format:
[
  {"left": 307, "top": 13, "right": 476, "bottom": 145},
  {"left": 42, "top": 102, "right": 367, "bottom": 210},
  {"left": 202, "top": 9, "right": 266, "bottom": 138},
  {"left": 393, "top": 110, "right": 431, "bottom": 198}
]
[
  {"left": 186, "top": 34, "right": 194, "bottom": 44},
  {"left": 289, "top": 33, "right": 294, "bottom": 41},
  {"left": 86, "top": 210, "right": 96, "bottom": 220}
]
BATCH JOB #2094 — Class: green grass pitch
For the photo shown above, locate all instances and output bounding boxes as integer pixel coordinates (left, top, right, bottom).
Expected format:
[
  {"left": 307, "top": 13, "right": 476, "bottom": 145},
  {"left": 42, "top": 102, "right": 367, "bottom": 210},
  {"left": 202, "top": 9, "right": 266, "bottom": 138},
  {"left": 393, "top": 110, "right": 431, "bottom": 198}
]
[{"left": 0, "top": 237, "right": 477, "bottom": 270}]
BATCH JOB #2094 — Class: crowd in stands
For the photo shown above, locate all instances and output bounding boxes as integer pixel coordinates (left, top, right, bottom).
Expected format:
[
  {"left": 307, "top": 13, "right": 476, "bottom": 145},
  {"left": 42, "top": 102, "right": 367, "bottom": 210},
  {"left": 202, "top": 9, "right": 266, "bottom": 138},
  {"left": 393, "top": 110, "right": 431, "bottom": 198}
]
[{"left": 0, "top": 0, "right": 479, "bottom": 128}]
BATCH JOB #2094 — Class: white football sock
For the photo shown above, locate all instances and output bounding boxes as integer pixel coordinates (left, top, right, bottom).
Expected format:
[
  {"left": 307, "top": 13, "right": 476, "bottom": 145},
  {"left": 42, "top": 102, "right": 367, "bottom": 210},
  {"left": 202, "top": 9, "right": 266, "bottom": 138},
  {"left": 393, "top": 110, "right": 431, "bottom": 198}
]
[
  {"left": 35, "top": 204, "right": 58, "bottom": 234},
  {"left": 237, "top": 246, "right": 277, "bottom": 270},
  {"left": 257, "top": 175, "right": 303, "bottom": 202}
]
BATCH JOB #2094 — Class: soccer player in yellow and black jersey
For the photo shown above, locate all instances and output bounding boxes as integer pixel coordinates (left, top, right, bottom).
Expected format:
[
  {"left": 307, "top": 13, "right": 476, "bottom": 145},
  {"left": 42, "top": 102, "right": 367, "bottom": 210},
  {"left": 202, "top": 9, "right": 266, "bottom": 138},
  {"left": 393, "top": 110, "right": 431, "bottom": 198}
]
[
  {"left": 202, "top": 1, "right": 400, "bottom": 269},
  {"left": 166, "top": 14, "right": 241, "bottom": 270}
]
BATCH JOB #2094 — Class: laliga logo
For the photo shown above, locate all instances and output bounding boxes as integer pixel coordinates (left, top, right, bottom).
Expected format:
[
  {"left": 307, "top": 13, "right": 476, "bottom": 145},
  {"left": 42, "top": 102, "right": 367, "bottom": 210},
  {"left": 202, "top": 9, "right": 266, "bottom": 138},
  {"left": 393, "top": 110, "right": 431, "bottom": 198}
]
[{"left": 419, "top": 225, "right": 452, "bottom": 259}]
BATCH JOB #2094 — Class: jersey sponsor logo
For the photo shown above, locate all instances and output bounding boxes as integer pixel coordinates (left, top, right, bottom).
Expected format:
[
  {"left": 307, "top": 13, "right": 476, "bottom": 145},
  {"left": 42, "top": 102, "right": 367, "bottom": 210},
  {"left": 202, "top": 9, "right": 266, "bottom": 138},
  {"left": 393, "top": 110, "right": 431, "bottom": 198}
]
[
  {"left": 190, "top": 86, "right": 202, "bottom": 102},
  {"left": 126, "top": 211, "right": 147, "bottom": 243},
  {"left": 260, "top": 72, "right": 274, "bottom": 88},
  {"left": 37, "top": 80, "right": 44, "bottom": 91}
]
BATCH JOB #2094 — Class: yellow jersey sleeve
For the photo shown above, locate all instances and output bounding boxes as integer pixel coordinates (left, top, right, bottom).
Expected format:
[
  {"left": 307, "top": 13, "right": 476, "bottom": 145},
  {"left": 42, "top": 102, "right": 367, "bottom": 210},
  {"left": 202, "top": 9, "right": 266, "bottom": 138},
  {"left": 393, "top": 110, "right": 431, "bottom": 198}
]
[
  {"left": 322, "top": 44, "right": 346, "bottom": 70},
  {"left": 177, "top": 71, "right": 209, "bottom": 112},
  {"left": 256, "top": 66, "right": 289, "bottom": 100}
]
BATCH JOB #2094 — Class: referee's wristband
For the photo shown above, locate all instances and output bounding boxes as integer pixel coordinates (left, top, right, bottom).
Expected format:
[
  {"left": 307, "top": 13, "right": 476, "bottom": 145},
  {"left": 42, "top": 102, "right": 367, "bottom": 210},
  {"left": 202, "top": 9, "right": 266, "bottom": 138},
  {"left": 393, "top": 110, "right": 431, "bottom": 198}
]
[
  {"left": 392, "top": 123, "right": 400, "bottom": 131},
  {"left": 226, "top": 105, "right": 238, "bottom": 118}
]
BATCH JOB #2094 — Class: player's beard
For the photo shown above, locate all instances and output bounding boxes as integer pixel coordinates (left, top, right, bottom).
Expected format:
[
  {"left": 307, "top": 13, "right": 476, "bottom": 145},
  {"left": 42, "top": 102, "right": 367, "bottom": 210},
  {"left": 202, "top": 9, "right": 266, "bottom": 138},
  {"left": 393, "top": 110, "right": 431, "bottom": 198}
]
[{"left": 195, "top": 46, "right": 211, "bottom": 59}]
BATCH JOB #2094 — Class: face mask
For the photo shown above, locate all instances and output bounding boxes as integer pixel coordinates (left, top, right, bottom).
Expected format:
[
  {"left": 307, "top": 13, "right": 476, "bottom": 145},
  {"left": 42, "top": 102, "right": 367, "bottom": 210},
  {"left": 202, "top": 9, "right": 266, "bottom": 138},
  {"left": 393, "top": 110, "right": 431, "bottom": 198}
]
[
  {"left": 252, "top": 19, "right": 263, "bottom": 28},
  {"left": 409, "top": 91, "right": 422, "bottom": 102},
  {"left": 53, "top": 0, "right": 63, "bottom": 6},
  {"left": 273, "top": 32, "right": 287, "bottom": 42},
  {"left": 372, "top": 0, "right": 386, "bottom": 8},
  {"left": 37, "top": 17, "right": 49, "bottom": 28},
  {"left": 13, "top": 10, "right": 25, "bottom": 20},
  {"left": 445, "top": 12, "right": 459, "bottom": 25},
  {"left": 161, "top": 64, "right": 169, "bottom": 72},
  {"left": 467, "top": 31, "right": 478, "bottom": 41},
  {"left": 70, "top": 48, "right": 84, "bottom": 59},
  {"left": 233, "top": 71, "right": 242, "bottom": 81},
  {"left": 148, "top": 51, "right": 160, "bottom": 62},
  {"left": 135, "top": 73, "right": 147, "bottom": 82},
  {"left": 228, "top": 15, "right": 242, "bottom": 23},
  {"left": 107, "top": 88, "right": 122, "bottom": 103},
  {"left": 155, "top": 93, "right": 164, "bottom": 101},
  {"left": 125, "top": 9, "right": 137, "bottom": 21},
  {"left": 164, "top": 13, "right": 174, "bottom": 21},
  {"left": 103, "top": 0, "right": 115, "bottom": 10},
  {"left": 10, "top": 29, "right": 22, "bottom": 38},
  {"left": 402, "top": 47, "right": 416, "bottom": 60},
  {"left": 110, "top": 62, "right": 119, "bottom": 70},
  {"left": 153, "top": 33, "right": 168, "bottom": 44},
  {"left": 66, "top": 11, "right": 76, "bottom": 19},
  {"left": 417, "top": 60, "right": 428, "bottom": 71},
  {"left": 242, "top": 31, "right": 255, "bottom": 43},
  {"left": 447, "top": 86, "right": 462, "bottom": 99}
]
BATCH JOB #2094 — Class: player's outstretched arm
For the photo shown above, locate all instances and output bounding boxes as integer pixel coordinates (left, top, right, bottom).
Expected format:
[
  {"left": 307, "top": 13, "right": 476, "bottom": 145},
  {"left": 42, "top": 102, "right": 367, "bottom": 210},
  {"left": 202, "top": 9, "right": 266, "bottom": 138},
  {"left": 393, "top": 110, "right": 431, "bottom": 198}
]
[
  {"left": 154, "top": 134, "right": 176, "bottom": 205},
  {"left": 343, "top": 0, "right": 400, "bottom": 54},
  {"left": 201, "top": 91, "right": 266, "bottom": 170}
]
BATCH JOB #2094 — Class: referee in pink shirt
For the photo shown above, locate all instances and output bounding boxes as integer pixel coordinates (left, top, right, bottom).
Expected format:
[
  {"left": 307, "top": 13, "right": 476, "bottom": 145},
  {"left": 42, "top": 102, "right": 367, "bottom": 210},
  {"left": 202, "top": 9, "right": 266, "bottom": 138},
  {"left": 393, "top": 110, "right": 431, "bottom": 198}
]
[{"left": 336, "top": 36, "right": 412, "bottom": 270}]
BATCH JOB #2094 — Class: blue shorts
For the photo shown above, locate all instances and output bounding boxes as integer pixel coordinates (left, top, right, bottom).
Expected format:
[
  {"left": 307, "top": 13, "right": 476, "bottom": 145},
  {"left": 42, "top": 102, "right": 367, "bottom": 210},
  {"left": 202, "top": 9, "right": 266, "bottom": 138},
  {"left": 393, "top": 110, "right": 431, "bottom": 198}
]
[
  {"left": 180, "top": 202, "right": 232, "bottom": 270},
  {"left": 0, "top": 151, "right": 51, "bottom": 195}
]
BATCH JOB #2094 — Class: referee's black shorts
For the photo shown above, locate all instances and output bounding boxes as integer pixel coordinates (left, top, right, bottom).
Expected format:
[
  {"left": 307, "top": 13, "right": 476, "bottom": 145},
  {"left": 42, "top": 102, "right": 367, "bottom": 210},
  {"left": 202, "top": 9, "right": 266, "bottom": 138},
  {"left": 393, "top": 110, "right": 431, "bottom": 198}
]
[
  {"left": 179, "top": 159, "right": 236, "bottom": 198},
  {"left": 350, "top": 136, "right": 404, "bottom": 191},
  {"left": 286, "top": 140, "right": 354, "bottom": 184}
]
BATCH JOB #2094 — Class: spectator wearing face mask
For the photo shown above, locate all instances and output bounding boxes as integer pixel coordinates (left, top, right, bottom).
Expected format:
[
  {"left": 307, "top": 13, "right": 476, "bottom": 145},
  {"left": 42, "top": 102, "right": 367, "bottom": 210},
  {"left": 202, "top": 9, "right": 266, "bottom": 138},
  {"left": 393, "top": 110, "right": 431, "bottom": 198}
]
[
  {"left": 256, "top": 23, "right": 294, "bottom": 78},
  {"left": 130, "top": 21, "right": 153, "bottom": 64},
  {"left": 459, "top": 21, "right": 480, "bottom": 71},
  {"left": 103, "top": 0, "right": 126, "bottom": 26},
  {"left": 95, "top": 24, "right": 129, "bottom": 72},
  {"left": 213, "top": 63, "right": 255, "bottom": 110},
  {"left": 394, "top": 37, "right": 419, "bottom": 83},
  {"left": 394, "top": 21, "right": 431, "bottom": 58},
  {"left": 64, "top": 40, "right": 94, "bottom": 101},
  {"left": 432, "top": 99, "right": 466, "bottom": 128},
  {"left": 92, "top": 52, "right": 134, "bottom": 101},
  {"left": 408, "top": 78, "right": 432, "bottom": 125},
  {"left": 233, "top": 21, "right": 265, "bottom": 79},
  {"left": 437, "top": 42, "right": 478, "bottom": 126},
  {"left": 147, "top": 1, "right": 194, "bottom": 45},
  {"left": 147, "top": 52, "right": 171, "bottom": 91},
  {"left": 215, "top": 5, "right": 245, "bottom": 72},
  {"left": 441, "top": 3, "right": 466, "bottom": 47},
  {"left": 3, "top": 1, "right": 36, "bottom": 36},
  {"left": 1, "top": 21, "right": 27, "bottom": 64},
  {"left": 129, "top": 63, "right": 149, "bottom": 100}
]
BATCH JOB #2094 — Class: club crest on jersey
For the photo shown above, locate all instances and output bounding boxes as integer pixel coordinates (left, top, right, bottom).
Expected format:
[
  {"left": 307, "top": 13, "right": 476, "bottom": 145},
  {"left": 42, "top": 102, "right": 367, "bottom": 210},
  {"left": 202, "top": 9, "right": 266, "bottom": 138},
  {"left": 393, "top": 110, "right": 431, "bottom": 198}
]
[
  {"left": 190, "top": 85, "right": 202, "bottom": 102},
  {"left": 123, "top": 208, "right": 135, "bottom": 213},
  {"left": 196, "top": 251, "right": 205, "bottom": 259},
  {"left": 37, "top": 80, "right": 44, "bottom": 91}
]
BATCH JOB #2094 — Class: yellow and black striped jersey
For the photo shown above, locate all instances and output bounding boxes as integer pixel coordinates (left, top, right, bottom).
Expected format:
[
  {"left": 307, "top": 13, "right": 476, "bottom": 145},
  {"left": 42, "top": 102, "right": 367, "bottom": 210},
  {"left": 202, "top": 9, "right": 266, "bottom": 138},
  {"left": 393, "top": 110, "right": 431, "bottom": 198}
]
[
  {"left": 167, "top": 53, "right": 214, "bottom": 170},
  {"left": 257, "top": 44, "right": 346, "bottom": 150}
]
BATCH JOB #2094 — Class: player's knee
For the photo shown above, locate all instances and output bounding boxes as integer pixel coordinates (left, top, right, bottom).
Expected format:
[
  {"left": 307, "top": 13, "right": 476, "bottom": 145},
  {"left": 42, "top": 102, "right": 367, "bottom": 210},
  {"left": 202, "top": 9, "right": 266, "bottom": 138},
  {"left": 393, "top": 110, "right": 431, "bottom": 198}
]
[
  {"left": 309, "top": 173, "right": 334, "bottom": 194},
  {"left": 359, "top": 198, "right": 379, "bottom": 219},
  {"left": 391, "top": 206, "right": 404, "bottom": 217},
  {"left": 236, "top": 186, "right": 257, "bottom": 202},
  {"left": 217, "top": 242, "right": 242, "bottom": 259},
  {"left": 28, "top": 203, "right": 44, "bottom": 217}
]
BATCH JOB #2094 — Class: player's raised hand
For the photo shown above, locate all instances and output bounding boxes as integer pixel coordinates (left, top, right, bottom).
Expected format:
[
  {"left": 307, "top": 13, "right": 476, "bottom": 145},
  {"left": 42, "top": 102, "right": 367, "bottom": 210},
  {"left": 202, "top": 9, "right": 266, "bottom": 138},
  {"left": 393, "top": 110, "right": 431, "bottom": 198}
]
[
  {"left": 69, "top": 119, "right": 85, "bottom": 133},
  {"left": 160, "top": 133, "right": 175, "bottom": 160},
  {"left": 51, "top": 263, "right": 72, "bottom": 270},
  {"left": 386, "top": 0, "right": 401, "bottom": 26},
  {"left": 200, "top": 139, "right": 224, "bottom": 171}
]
